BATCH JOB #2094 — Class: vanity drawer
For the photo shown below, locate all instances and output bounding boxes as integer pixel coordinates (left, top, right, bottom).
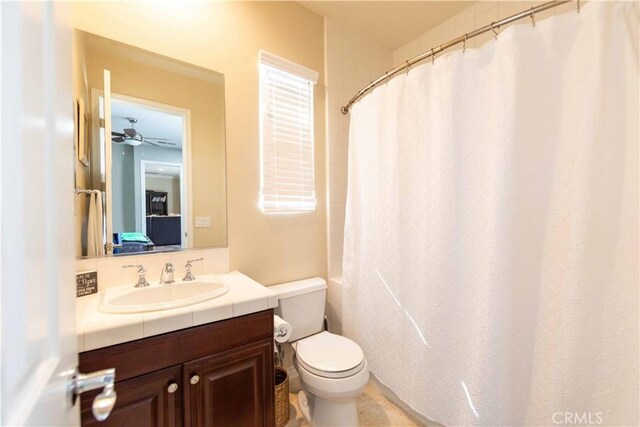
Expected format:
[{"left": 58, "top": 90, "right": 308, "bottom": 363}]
[{"left": 79, "top": 309, "right": 274, "bottom": 382}]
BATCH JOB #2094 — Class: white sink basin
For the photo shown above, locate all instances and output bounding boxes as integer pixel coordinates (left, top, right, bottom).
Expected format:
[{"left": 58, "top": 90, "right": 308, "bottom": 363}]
[{"left": 99, "top": 278, "right": 230, "bottom": 314}]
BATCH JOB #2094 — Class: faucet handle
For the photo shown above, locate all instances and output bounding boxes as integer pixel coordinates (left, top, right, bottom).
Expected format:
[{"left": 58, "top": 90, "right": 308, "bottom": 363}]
[
  {"left": 185, "top": 258, "right": 203, "bottom": 268},
  {"left": 123, "top": 264, "right": 145, "bottom": 274},
  {"left": 123, "top": 264, "right": 150, "bottom": 288},
  {"left": 183, "top": 258, "right": 203, "bottom": 282}
]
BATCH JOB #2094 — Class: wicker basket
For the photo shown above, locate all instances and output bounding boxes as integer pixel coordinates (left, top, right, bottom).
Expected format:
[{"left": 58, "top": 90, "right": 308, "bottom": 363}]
[{"left": 274, "top": 367, "right": 290, "bottom": 427}]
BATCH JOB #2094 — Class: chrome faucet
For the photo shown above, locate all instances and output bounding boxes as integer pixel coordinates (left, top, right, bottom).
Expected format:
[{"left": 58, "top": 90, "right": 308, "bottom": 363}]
[
  {"left": 182, "top": 258, "right": 204, "bottom": 282},
  {"left": 123, "top": 264, "right": 150, "bottom": 288},
  {"left": 159, "top": 262, "right": 175, "bottom": 285}
]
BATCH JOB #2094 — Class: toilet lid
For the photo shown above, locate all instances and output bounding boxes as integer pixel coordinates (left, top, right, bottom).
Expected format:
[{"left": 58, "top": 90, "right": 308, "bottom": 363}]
[{"left": 295, "top": 331, "right": 365, "bottom": 378}]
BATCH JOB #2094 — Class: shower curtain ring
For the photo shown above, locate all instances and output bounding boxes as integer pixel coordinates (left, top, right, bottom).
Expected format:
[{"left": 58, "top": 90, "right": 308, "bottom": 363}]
[
  {"left": 463, "top": 33, "right": 468, "bottom": 53},
  {"left": 405, "top": 60, "right": 411, "bottom": 74},
  {"left": 385, "top": 72, "right": 391, "bottom": 84},
  {"left": 530, "top": 8, "right": 536, "bottom": 27},
  {"left": 431, "top": 48, "right": 435, "bottom": 64},
  {"left": 491, "top": 22, "right": 499, "bottom": 40},
  {"left": 577, "top": 0, "right": 581, "bottom": 13}
]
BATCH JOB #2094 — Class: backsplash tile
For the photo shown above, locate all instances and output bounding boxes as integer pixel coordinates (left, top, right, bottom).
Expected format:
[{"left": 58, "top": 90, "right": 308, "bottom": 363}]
[
  {"left": 75, "top": 248, "right": 230, "bottom": 294},
  {"left": 327, "top": 278, "right": 343, "bottom": 305},
  {"left": 76, "top": 257, "right": 97, "bottom": 274},
  {"left": 325, "top": 300, "right": 343, "bottom": 335},
  {"left": 96, "top": 256, "right": 140, "bottom": 289}
]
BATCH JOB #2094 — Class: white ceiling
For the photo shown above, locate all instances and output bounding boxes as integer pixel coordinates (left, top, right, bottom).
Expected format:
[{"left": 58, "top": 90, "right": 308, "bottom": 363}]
[
  {"left": 299, "top": 1, "right": 475, "bottom": 50},
  {"left": 111, "top": 98, "right": 183, "bottom": 150}
]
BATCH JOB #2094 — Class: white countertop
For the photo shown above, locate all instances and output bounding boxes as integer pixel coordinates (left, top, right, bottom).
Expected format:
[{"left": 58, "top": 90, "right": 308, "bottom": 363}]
[{"left": 76, "top": 271, "right": 278, "bottom": 352}]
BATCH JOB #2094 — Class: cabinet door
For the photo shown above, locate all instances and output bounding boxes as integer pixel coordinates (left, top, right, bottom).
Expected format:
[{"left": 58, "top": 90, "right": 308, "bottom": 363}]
[
  {"left": 184, "top": 339, "right": 274, "bottom": 427},
  {"left": 81, "top": 365, "right": 183, "bottom": 427}
]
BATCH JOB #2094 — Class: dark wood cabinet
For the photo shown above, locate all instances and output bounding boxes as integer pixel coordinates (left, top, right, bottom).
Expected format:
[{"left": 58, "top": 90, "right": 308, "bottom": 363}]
[
  {"left": 184, "top": 341, "right": 273, "bottom": 427},
  {"left": 81, "top": 366, "right": 183, "bottom": 427},
  {"left": 80, "top": 310, "right": 275, "bottom": 427}
]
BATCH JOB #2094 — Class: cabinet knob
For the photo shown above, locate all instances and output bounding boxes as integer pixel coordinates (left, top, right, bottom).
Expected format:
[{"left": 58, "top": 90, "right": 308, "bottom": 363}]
[
  {"left": 190, "top": 375, "right": 200, "bottom": 385},
  {"left": 167, "top": 383, "right": 178, "bottom": 393}
]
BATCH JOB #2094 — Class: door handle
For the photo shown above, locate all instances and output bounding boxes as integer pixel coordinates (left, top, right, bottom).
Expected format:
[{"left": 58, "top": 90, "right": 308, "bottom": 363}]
[{"left": 68, "top": 367, "right": 117, "bottom": 421}]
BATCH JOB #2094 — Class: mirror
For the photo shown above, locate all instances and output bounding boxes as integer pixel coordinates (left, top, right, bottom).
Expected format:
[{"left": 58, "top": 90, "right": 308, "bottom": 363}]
[{"left": 73, "top": 31, "right": 227, "bottom": 257}]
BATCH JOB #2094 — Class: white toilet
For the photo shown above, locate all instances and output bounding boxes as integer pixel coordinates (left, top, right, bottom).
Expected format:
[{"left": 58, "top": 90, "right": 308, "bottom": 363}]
[{"left": 270, "top": 278, "right": 369, "bottom": 427}]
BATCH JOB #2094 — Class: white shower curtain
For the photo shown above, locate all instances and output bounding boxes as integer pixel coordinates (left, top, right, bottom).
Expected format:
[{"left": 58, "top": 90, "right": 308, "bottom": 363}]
[{"left": 343, "top": 2, "right": 638, "bottom": 426}]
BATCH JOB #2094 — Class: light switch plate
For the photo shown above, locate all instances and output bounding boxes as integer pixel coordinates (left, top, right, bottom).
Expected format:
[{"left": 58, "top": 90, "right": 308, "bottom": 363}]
[{"left": 195, "top": 216, "right": 212, "bottom": 228}]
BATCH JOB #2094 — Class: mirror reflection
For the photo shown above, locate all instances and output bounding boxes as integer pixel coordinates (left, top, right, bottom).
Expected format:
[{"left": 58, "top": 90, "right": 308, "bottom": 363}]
[
  {"left": 74, "top": 31, "right": 227, "bottom": 257},
  {"left": 110, "top": 98, "right": 188, "bottom": 253}
]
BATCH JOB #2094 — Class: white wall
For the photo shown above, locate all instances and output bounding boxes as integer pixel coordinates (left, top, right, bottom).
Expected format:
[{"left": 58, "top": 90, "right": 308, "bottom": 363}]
[{"left": 393, "top": 1, "right": 584, "bottom": 67}]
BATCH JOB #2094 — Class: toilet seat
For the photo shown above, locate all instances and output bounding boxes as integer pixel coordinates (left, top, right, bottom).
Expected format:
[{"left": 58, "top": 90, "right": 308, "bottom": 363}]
[{"left": 294, "top": 331, "right": 365, "bottom": 379}]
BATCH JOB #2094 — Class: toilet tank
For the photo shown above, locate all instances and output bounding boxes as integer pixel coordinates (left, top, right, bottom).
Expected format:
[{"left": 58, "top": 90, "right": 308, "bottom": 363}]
[{"left": 269, "top": 277, "right": 327, "bottom": 341}]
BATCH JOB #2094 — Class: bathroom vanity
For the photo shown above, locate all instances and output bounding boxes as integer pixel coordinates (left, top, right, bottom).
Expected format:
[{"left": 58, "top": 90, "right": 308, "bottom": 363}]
[{"left": 76, "top": 271, "right": 278, "bottom": 426}]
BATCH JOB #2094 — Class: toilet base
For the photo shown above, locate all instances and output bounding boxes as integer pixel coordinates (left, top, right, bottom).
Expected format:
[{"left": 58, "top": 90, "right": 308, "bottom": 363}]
[{"left": 298, "top": 390, "right": 359, "bottom": 427}]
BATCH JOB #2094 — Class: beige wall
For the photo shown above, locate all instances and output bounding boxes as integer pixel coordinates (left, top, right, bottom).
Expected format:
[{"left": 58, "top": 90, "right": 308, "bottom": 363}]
[
  {"left": 83, "top": 38, "right": 227, "bottom": 249},
  {"left": 145, "top": 176, "right": 181, "bottom": 214},
  {"left": 71, "top": 1, "right": 327, "bottom": 285},
  {"left": 72, "top": 30, "right": 90, "bottom": 256}
]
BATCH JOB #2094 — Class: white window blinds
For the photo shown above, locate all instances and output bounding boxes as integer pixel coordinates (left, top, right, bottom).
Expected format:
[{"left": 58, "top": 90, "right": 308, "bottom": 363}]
[{"left": 259, "top": 51, "right": 319, "bottom": 213}]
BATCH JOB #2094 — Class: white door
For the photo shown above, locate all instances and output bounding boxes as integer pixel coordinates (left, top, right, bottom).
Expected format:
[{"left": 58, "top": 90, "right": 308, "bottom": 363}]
[
  {"left": 1, "top": 3, "right": 116, "bottom": 425},
  {"left": 0, "top": 1, "right": 78, "bottom": 425},
  {"left": 102, "top": 70, "right": 114, "bottom": 255}
]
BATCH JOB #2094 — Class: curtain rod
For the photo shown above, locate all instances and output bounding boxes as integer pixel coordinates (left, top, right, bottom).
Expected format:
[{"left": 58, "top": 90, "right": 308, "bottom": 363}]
[{"left": 341, "top": 0, "right": 576, "bottom": 114}]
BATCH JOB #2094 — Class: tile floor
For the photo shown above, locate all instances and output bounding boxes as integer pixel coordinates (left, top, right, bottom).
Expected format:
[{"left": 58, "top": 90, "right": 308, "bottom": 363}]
[{"left": 284, "top": 377, "right": 423, "bottom": 427}]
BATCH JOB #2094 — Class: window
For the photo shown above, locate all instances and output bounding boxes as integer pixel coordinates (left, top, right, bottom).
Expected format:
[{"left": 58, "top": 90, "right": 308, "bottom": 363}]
[{"left": 259, "top": 51, "right": 319, "bottom": 212}]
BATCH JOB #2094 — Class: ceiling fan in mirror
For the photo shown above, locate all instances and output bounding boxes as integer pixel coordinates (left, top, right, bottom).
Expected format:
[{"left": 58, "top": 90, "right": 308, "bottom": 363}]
[{"left": 111, "top": 117, "right": 176, "bottom": 147}]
